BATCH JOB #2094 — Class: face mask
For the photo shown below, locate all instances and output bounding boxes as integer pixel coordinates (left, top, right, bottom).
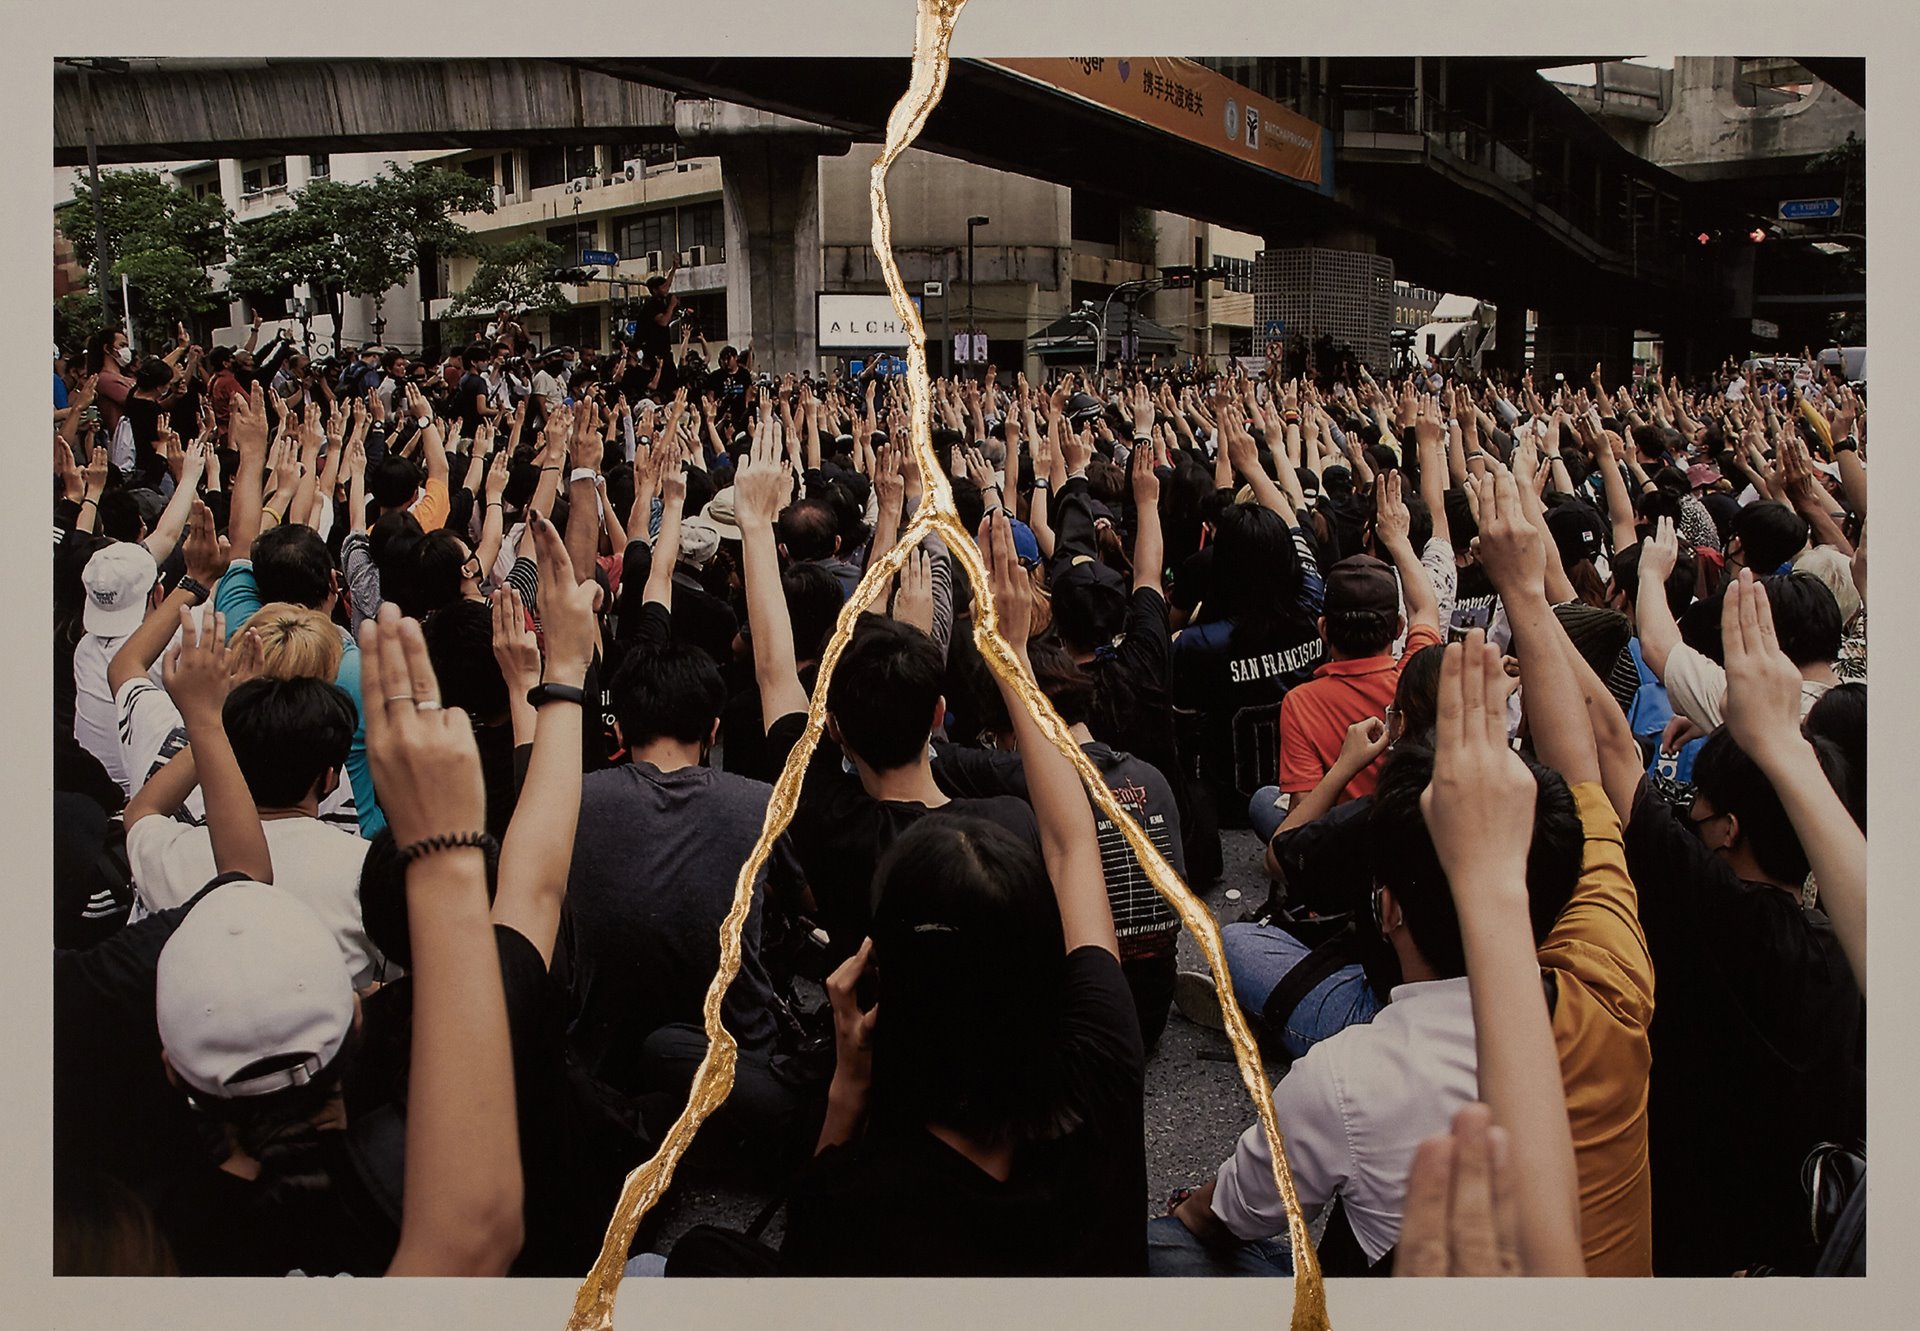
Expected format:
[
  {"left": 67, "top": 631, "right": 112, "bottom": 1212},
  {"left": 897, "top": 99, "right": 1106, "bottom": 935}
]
[{"left": 115, "top": 346, "right": 133, "bottom": 367}]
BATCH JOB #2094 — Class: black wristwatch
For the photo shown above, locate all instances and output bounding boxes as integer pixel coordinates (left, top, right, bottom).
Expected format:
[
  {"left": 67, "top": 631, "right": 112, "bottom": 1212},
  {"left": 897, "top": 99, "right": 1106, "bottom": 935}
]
[
  {"left": 176, "top": 576, "right": 211, "bottom": 605},
  {"left": 1834, "top": 438, "right": 1859, "bottom": 454},
  {"left": 527, "top": 683, "right": 586, "bottom": 709}
]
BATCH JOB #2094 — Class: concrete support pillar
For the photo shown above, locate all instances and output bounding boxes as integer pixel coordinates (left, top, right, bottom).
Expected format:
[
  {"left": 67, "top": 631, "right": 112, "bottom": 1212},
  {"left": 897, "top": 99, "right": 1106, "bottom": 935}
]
[
  {"left": 678, "top": 99, "right": 850, "bottom": 371},
  {"left": 719, "top": 144, "right": 824, "bottom": 369},
  {"left": 1489, "top": 300, "right": 1529, "bottom": 377},
  {"left": 1531, "top": 314, "right": 1633, "bottom": 388}
]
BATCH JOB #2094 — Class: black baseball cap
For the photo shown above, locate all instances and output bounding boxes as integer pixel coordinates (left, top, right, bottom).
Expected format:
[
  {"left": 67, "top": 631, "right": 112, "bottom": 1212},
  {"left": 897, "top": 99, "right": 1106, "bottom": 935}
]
[{"left": 1323, "top": 554, "right": 1399, "bottom": 619}]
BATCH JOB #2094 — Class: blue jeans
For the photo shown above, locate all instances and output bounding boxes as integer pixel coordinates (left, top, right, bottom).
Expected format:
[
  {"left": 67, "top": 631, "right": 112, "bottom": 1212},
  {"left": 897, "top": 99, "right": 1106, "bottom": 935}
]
[
  {"left": 1222, "top": 920, "right": 1382, "bottom": 1061},
  {"left": 1248, "top": 786, "right": 1287, "bottom": 845},
  {"left": 1145, "top": 1215, "right": 1295, "bottom": 1277}
]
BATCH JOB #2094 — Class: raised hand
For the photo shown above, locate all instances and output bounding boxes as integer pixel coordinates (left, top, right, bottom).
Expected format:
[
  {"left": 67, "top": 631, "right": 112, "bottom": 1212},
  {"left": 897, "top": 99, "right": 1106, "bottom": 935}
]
[
  {"left": 358, "top": 605, "right": 486, "bottom": 848},
  {"left": 162, "top": 607, "right": 232, "bottom": 729},
  {"left": 1396, "top": 1102, "right": 1523, "bottom": 1277},
  {"left": 1130, "top": 431, "right": 1161, "bottom": 507},
  {"left": 1471, "top": 468, "right": 1546, "bottom": 597},
  {"left": 1374, "top": 469, "right": 1412, "bottom": 551},
  {"left": 893, "top": 547, "right": 935, "bottom": 634},
  {"left": 182, "top": 498, "right": 231, "bottom": 585},
  {"left": 981, "top": 505, "right": 1032, "bottom": 647},
  {"left": 732, "top": 411, "right": 793, "bottom": 532},
  {"left": 490, "top": 587, "right": 542, "bottom": 698},
  {"left": 1639, "top": 515, "right": 1679, "bottom": 585}
]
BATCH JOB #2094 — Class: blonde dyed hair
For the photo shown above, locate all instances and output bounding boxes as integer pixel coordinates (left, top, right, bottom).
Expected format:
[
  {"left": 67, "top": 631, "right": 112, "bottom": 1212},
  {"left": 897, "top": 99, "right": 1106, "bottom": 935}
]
[{"left": 247, "top": 602, "right": 345, "bottom": 681}]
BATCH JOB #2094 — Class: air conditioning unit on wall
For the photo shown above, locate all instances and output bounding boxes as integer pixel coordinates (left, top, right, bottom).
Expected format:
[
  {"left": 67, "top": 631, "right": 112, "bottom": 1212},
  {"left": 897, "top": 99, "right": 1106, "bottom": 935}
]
[
  {"left": 566, "top": 177, "right": 594, "bottom": 195},
  {"left": 641, "top": 250, "right": 665, "bottom": 274}
]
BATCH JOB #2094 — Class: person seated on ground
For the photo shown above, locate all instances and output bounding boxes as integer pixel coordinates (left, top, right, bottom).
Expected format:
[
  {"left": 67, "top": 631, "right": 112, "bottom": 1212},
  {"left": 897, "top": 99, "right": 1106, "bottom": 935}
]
[
  {"left": 777, "top": 510, "right": 1147, "bottom": 1277},
  {"left": 1049, "top": 402, "right": 1214, "bottom": 887},
  {"left": 1182, "top": 641, "right": 1442, "bottom": 1059},
  {"left": 776, "top": 494, "right": 864, "bottom": 600},
  {"left": 152, "top": 881, "right": 397, "bottom": 1276},
  {"left": 1160, "top": 470, "right": 1658, "bottom": 1278},
  {"left": 1253, "top": 472, "right": 1442, "bottom": 843},
  {"left": 123, "top": 616, "right": 385, "bottom": 990},
  {"left": 211, "top": 401, "right": 385, "bottom": 835},
  {"left": 933, "top": 634, "right": 1185, "bottom": 1053},
  {"left": 560, "top": 623, "right": 804, "bottom": 1162},
  {"left": 1624, "top": 579, "right": 1864, "bottom": 1276},
  {"left": 1169, "top": 405, "right": 1322, "bottom": 827},
  {"left": 1606, "top": 536, "right": 1698, "bottom": 760},
  {"left": 1636, "top": 516, "right": 1842, "bottom": 731},
  {"left": 353, "top": 528, "right": 640, "bottom": 1275},
  {"left": 735, "top": 416, "right": 1036, "bottom": 963}
]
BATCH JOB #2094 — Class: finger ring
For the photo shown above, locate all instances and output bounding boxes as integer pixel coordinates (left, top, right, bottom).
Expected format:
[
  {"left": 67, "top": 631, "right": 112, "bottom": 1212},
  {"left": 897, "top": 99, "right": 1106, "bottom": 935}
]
[
  {"left": 415, "top": 701, "right": 442, "bottom": 712},
  {"left": 386, "top": 694, "right": 415, "bottom": 705}
]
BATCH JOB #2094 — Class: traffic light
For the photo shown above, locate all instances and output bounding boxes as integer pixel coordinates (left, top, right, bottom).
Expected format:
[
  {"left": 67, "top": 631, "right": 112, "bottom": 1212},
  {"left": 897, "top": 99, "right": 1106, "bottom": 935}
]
[
  {"left": 547, "top": 267, "right": 593, "bottom": 285},
  {"left": 1159, "top": 265, "right": 1194, "bottom": 289}
]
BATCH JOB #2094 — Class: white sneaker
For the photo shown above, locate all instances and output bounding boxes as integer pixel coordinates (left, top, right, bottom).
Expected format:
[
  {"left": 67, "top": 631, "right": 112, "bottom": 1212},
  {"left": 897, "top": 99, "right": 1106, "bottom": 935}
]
[{"left": 1173, "top": 969, "right": 1226, "bottom": 1030}]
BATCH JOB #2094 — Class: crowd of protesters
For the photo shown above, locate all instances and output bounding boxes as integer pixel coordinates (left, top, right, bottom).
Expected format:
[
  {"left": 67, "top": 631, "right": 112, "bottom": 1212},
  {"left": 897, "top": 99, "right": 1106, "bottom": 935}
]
[{"left": 52, "top": 282, "right": 1866, "bottom": 1281}]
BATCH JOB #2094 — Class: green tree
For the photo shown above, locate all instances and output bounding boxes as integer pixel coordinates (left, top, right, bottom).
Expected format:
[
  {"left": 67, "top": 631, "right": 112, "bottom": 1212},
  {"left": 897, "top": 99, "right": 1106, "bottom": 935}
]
[
  {"left": 225, "top": 180, "right": 364, "bottom": 336},
  {"left": 55, "top": 289, "right": 107, "bottom": 350},
  {"left": 226, "top": 164, "right": 494, "bottom": 343},
  {"left": 55, "top": 170, "right": 230, "bottom": 346},
  {"left": 446, "top": 235, "right": 573, "bottom": 335}
]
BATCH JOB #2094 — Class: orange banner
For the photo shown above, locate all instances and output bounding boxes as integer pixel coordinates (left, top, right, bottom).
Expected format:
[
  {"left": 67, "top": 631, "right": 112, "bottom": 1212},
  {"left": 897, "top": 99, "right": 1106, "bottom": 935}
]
[{"left": 989, "top": 57, "right": 1324, "bottom": 188}]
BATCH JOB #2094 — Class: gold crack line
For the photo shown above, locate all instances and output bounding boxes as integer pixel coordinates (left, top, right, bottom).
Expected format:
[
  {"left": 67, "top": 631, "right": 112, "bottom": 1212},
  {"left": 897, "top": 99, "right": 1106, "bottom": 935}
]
[
  {"left": 569, "top": 2, "right": 1328, "bottom": 1324},
  {"left": 564, "top": 506, "right": 938, "bottom": 1331},
  {"left": 923, "top": 500, "right": 1327, "bottom": 1331}
]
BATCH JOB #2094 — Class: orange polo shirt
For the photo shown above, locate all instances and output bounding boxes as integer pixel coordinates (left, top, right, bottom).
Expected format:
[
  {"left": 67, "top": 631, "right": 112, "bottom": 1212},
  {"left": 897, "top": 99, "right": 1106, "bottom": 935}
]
[
  {"left": 1276, "top": 622, "right": 1443, "bottom": 800},
  {"left": 408, "top": 477, "right": 450, "bottom": 533},
  {"left": 1541, "top": 781, "right": 1656, "bottom": 1276}
]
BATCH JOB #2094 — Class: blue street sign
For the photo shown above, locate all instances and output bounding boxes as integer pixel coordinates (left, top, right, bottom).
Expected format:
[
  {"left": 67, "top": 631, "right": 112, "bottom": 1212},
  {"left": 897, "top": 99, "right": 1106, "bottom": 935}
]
[
  {"left": 1778, "top": 198, "right": 1841, "bottom": 221},
  {"left": 1263, "top": 319, "right": 1286, "bottom": 340},
  {"left": 581, "top": 249, "right": 620, "bottom": 267}
]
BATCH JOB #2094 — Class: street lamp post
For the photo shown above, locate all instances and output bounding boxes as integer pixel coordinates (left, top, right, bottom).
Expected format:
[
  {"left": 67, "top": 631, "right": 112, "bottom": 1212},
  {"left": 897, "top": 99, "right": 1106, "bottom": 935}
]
[
  {"left": 58, "top": 58, "right": 129, "bottom": 323},
  {"left": 966, "top": 214, "right": 989, "bottom": 380}
]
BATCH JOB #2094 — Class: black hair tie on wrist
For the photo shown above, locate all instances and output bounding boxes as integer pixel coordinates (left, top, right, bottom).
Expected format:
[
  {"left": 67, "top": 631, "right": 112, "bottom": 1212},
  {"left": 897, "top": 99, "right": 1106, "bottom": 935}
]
[{"left": 394, "top": 831, "right": 499, "bottom": 866}]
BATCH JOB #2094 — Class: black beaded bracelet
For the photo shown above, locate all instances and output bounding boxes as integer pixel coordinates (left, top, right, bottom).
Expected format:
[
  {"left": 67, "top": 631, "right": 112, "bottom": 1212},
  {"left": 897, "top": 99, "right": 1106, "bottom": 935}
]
[{"left": 395, "top": 831, "right": 499, "bottom": 866}]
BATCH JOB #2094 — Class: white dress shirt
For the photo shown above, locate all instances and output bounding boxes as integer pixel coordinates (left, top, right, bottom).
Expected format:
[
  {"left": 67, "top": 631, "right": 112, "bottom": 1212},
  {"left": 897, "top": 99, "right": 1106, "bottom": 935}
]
[{"left": 1210, "top": 976, "right": 1480, "bottom": 1263}]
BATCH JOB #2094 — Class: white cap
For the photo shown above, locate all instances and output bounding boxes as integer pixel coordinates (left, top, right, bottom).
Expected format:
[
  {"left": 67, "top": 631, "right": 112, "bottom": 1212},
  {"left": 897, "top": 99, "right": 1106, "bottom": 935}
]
[
  {"left": 81, "top": 543, "right": 158, "bottom": 638},
  {"left": 678, "top": 516, "right": 721, "bottom": 568},
  {"left": 156, "top": 882, "right": 356, "bottom": 1100}
]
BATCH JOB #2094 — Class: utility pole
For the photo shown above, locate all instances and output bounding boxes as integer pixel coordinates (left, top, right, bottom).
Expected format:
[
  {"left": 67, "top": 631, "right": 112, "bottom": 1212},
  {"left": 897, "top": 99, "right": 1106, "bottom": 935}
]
[
  {"left": 79, "top": 65, "right": 108, "bottom": 317},
  {"left": 966, "top": 214, "right": 989, "bottom": 381}
]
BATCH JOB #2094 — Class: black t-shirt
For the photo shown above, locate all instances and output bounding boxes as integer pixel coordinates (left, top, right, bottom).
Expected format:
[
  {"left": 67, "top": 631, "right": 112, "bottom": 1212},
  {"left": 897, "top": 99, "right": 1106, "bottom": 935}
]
[
  {"left": 931, "top": 740, "right": 1183, "bottom": 953},
  {"left": 637, "top": 296, "right": 674, "bottom": 362},
  {"left": 123, "top": 396, "right": 167, "bottom": 488},
  {"left": 54, "top": 886, "right": 213, "bottom": 1198},
  {"left": 1170, "top": 611, "right": 1324, "bottom": 793},
  {"left": 766, "top": 709, "right": 1040, "bottom": 961},
  {"left": 559, "top": 755, "right": 798, "bottom": 1083},
  {"left": 709, "top": 366, "right": 752, "bottom": 432},
  {"left": 155, "top": 1134, "right": 397, "bottom": 1276},
  {"left": 452, "top": 372, "right": 489, "bottom": 439},
  {"left": 1624, "top": 780, "right": 1866, "bottom": 1275},
  {"left": 54, "top": 790, "right": 134, "bottom": 951},
  {"left": 349, "top": 924, "right": 614, "bottom": 1275},
  {"left": 781, "top": 947, "right": 1147, "bottom": 1275}
]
